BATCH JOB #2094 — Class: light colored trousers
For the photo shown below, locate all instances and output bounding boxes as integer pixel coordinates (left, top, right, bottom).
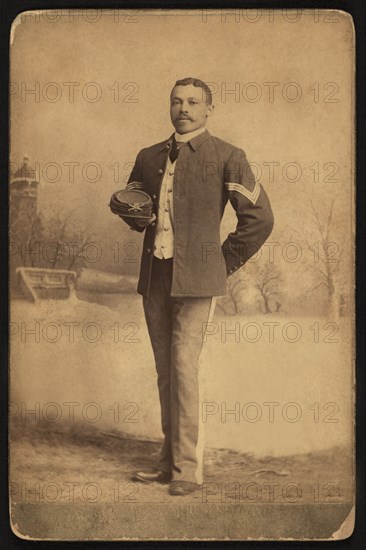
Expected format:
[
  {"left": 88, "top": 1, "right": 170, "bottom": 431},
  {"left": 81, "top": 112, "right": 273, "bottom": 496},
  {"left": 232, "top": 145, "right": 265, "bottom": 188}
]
[{"left": 143, "top": 257, "right": 216, "bottom": 484}]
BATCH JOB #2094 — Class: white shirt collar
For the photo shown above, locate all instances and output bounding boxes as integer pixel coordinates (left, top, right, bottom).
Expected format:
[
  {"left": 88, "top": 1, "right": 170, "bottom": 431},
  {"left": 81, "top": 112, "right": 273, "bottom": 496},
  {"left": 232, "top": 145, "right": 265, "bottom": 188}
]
[{"left": 174, "top": 126, "right": 206, "bottom": 143}]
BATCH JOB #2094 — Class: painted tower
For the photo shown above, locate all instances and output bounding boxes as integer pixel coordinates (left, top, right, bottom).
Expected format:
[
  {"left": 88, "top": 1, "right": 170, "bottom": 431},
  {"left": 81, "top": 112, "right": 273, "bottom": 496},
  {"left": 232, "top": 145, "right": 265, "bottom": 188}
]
[{"left": 9, "top": 156, "right": 39, "bottom": 291}]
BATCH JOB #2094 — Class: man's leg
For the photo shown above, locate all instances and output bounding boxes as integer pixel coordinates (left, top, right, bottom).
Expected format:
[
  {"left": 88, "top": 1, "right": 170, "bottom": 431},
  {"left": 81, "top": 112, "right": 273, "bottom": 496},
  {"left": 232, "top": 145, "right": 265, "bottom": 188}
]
[
  {"left": 170, "top": 296, "right": 216, "bottom": 485},
  {"left": 142, "top": 258, "right": 173, "bottom": 473}
]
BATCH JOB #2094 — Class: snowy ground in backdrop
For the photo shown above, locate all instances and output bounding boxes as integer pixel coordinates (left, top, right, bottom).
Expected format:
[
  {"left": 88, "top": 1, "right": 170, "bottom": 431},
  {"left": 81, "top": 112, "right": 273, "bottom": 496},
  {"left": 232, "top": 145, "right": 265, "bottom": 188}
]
[
  {"left": 10, "top": 289, "right": 353, "bottom": 457},
  {"left": 9, "top": 289, "right": 354, "bottom": 512}
]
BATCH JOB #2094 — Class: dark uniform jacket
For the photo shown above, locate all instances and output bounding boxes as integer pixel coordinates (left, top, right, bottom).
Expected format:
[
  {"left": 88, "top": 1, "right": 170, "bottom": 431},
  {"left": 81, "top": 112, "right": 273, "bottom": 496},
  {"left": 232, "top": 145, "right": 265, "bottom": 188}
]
[{"left": 121, "top": 129, "right": 274, "bottom": 297}]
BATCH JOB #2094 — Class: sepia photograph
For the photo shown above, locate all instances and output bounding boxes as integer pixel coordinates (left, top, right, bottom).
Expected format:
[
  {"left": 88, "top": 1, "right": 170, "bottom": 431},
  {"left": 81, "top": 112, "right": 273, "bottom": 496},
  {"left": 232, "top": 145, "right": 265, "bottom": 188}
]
[{"left": 9, "top": 8, "right": 355, "bottom": 540}]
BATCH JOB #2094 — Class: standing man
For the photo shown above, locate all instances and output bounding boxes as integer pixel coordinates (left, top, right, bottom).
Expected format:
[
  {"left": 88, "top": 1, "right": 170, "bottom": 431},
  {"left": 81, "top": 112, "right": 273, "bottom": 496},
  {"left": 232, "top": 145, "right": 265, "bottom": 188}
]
[{"left": 119, "top": 77, "right": 274, "bottom": 496}]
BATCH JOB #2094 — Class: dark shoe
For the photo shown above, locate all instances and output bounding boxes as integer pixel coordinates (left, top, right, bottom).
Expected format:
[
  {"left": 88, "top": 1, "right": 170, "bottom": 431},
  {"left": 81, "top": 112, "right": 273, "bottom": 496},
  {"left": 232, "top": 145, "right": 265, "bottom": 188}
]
[
  {"left": 132, "top": 469, "right": 171, "bottom": 484},
  {"left": 169, "top": 481, "right": 200, "bottom": 496}
]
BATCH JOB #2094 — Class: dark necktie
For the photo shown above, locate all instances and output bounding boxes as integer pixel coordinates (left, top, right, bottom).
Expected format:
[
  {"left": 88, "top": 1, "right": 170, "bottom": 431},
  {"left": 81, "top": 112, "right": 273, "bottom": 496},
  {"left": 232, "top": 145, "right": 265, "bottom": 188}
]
[{"left": 169, "top": 138, "right": 184, "bottom": 163}]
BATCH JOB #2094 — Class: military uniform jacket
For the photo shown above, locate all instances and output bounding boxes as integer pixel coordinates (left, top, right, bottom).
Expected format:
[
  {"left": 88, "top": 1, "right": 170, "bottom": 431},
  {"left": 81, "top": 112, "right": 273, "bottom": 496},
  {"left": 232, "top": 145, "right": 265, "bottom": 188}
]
[{"left": 121, "top": 129, "right": 274, "bottom": 297}]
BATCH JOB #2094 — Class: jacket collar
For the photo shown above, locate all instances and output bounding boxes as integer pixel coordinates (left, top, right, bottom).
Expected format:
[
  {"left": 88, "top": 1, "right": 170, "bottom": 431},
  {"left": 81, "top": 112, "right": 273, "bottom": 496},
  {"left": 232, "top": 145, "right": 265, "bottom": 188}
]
[{"left": 159, "top": 128, "right": 211, "bottom": 152}]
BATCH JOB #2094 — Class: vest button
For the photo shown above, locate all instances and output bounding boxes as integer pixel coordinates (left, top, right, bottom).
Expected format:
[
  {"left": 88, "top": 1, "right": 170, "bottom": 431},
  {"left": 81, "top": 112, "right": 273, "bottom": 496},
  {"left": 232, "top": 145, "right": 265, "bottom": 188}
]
[
  {"left": 152, "top": 194, "right": 157, "bottom": 199},
  {"left": 147, "top": 248, "right": 151, "bottom": 254},
  {"left": 158, "top": 169, "right": 164, "bottom": 174},
  {"left": 151, "top": 222, "right": 156, "bottom": 227}
]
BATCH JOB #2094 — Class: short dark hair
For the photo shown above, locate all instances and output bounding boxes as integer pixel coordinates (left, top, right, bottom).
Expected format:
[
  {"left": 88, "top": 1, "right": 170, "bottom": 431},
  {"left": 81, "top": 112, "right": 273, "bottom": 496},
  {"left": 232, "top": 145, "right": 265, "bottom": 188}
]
[{"left": 171, "top": 77, "right": 213, "bottom": 105}]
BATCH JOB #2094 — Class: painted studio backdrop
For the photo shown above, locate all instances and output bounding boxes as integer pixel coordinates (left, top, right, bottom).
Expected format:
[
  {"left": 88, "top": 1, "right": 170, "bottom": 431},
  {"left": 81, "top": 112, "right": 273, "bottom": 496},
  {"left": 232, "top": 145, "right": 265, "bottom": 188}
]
[{"left": 9, "top": 9, "right": 354, "bottom": 540}]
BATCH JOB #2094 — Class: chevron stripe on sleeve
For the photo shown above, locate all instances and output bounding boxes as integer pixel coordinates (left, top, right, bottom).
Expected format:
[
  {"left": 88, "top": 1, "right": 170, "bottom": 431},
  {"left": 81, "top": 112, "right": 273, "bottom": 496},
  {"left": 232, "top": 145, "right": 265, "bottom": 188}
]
[{"left": 225, "top": 179, "right": 261, "bottom": 205}]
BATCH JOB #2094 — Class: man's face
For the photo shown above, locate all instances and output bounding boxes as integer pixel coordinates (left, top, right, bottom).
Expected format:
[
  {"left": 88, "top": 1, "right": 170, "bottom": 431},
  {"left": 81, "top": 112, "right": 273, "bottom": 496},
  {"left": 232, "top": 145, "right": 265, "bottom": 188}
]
[{"left": 170, "top": 84, "right": 213, "bottom": 134}]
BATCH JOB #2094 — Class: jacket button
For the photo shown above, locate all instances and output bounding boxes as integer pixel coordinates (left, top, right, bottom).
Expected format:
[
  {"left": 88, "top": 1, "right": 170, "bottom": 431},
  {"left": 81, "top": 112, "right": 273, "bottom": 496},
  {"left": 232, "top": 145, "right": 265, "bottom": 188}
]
[
  {"left": 147, "top": 248, "right": 151, "bottom": 254},
  {"left": 240, "top": 261, "right": 244, "bottom": 265},
  {"left": 151, "top": 222, "right": 156, "bottom": 227},
  {"left": 229, "top": 269, "right": 233, "bottom": 274},
  {"left": 158, "top": 169, "right": 164, "bottom": 174},
  {"left": 152, "top": 194, "right": 157, "bottom": 199}
]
